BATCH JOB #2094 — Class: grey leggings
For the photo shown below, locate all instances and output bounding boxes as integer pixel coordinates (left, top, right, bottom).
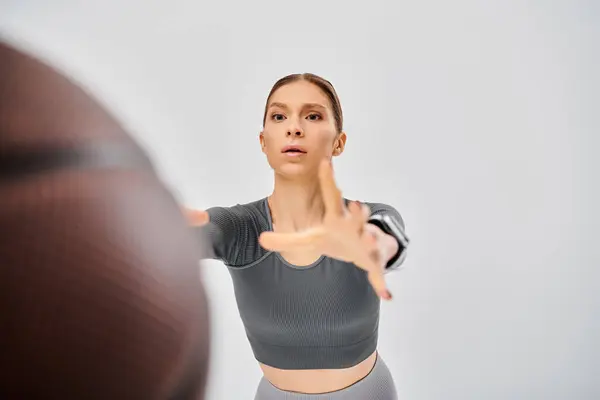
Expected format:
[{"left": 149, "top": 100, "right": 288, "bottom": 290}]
[{"left": 254, "top": 355, "right": 398, "bottom": 400}]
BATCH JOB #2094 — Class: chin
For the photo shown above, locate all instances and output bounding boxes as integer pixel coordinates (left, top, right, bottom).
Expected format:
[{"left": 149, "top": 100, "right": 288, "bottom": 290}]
[{"left": 274, "top": 162, "right": 317, "bottom": 180}]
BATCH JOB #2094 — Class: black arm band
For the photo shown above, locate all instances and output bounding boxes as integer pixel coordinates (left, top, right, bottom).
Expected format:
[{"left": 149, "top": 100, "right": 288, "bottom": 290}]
[{"left": 367, "top": 214, "right": 410, "bottom": 272}]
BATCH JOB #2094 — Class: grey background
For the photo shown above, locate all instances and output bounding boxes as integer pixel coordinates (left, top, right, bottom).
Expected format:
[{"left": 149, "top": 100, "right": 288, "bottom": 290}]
[{"left": 1, "top": 1, "right": 598, "bottom": 399}]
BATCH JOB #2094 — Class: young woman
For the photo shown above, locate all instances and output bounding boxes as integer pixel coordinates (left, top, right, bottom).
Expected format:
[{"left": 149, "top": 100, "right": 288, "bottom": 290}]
[{"left": 186, "top": 73, "right": 410, "bottom": 399}]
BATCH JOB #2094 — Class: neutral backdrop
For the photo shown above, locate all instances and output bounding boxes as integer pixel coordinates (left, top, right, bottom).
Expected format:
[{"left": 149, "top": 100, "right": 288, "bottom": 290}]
[{"left": 1, "top": 1, "right": 598, "bottom": 399}]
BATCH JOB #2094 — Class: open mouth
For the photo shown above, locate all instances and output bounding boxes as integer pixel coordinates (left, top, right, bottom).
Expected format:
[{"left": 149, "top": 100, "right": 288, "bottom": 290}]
[{"left": 282, "top": 146, "right": 307, "bottom": 154}]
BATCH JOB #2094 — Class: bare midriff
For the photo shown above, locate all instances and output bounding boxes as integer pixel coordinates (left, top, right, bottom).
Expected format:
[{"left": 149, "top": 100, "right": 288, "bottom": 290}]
[{"left": 258, "top": 350, "right": 377, "bottom": 394}]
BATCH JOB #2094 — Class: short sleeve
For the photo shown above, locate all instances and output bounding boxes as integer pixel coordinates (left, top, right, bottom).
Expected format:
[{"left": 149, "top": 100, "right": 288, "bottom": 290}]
[{"left": 192, "top": 202, "right": 269, "bottom": 267}]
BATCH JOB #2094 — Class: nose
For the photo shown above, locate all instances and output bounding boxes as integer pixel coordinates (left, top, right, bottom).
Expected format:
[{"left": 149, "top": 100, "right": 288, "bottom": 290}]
[{"left": 286, "top": 120, "right": 304, "bottom": 138}]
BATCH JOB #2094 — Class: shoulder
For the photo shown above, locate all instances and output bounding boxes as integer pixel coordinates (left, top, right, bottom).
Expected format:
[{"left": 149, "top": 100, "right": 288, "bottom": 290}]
[
  {"left": 200, "top": 198, "right": 269, "bottom": 266},
  {"left": 206, "top": 197, "right": 270, "bottom": 232}
]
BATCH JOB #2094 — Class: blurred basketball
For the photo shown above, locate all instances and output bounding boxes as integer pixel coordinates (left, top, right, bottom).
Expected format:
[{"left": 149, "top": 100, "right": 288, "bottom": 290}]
[{"left": 0, "top": 41, "right": 210, "bottom": 399}]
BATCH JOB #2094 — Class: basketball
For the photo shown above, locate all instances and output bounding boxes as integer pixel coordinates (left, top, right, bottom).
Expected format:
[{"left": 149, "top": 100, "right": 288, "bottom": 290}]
[{"left": 0, "top": 42, "right": 210, "bottom": 399}]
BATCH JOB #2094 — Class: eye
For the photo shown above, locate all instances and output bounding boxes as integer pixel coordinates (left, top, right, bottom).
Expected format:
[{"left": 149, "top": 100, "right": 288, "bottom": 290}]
[
  {"left": 306, "top": 113, "right": 322, "bottom": 121},
  {"left": 271, "top": 113, "right": 285, "bottom": 121}
]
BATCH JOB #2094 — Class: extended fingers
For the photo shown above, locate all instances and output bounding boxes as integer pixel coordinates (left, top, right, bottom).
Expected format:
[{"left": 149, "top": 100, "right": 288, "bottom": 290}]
[
  {"left": 347, "top": 201, "right": 365, "bottom": 231},
  {"left": 360, "top": 231, "right": 392, "bottom": 300},
  {"left": 368, "top": 270, "right": 391, "bottom": 300},
  {"left": 183, "top": 208, "right": 210, "bottom": 226},
  {"left": 361, "top": 203, "right": 371, "bottom": 221},
  {"left": 355, "top": 249, "right": 390, "bottom": 300},
  {"left": 258, "top": 230, "right": 322, "bottom": 252},
  {"left": 319, "top": 160, "right": 344, "bottom": 217}
]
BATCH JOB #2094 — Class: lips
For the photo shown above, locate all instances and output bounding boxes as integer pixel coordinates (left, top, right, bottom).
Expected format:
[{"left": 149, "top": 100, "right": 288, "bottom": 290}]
[{"left": 281, "top": 145, "right": 307, "bottom": 154}]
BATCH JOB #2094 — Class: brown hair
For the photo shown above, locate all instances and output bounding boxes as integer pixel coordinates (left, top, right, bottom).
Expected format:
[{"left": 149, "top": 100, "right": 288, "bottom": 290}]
[{"left": 262, "top": 73, "right": 344, "bottom": 133}]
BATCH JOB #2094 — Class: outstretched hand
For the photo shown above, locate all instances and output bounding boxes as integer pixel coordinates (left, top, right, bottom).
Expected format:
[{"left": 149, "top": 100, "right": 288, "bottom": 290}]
[{"left": 259, "top": 160, "right": 392, "bottom": 300}]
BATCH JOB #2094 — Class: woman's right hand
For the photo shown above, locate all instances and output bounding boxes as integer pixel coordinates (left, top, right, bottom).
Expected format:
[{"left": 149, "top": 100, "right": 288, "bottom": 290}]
[{"left": 183, "top": 208, "right": 210, "bottom": 226}]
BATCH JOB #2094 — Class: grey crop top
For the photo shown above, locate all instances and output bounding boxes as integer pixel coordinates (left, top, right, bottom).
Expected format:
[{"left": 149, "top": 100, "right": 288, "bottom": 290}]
[{"left": 194, "top": 198, "right": 407, "bottom": 370}]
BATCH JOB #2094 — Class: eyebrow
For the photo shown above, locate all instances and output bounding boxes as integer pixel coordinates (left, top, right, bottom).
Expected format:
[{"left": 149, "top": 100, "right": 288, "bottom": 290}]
[{"left": 268, "top": 102, "right": 327, "bottom": 111}]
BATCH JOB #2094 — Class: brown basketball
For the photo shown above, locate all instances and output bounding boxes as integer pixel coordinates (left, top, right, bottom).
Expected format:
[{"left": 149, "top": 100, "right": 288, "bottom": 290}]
[{"left": 0, "top": 42, "right": 211, "bottom": 399}]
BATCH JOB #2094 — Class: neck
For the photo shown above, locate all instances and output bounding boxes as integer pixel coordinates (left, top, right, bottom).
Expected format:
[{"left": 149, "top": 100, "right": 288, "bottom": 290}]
[{"left": 268, "top": 173, "right": 325, "bottom": 232}]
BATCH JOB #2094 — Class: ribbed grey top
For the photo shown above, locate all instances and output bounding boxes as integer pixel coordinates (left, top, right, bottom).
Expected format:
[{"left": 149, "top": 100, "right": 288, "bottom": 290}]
[{"left": 195, "top": 198, "right": 406, "bottom": 370}]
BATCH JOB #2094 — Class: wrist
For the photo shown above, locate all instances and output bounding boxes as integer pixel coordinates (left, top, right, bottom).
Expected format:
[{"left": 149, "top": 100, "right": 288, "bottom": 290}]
[
  {"left": 366, "top": 213, "right": 410, "bottom": 272},
  {"left": 363, "top": 223, "right": 398, "bottom": 267},
  {"left": 381, "top": 232, "right": 399, "bottom": 264}
]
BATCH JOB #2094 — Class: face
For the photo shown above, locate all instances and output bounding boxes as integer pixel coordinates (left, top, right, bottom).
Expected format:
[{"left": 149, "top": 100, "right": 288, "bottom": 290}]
[{"left": 260, "top": 80, "right": 346, "bottom": 179}]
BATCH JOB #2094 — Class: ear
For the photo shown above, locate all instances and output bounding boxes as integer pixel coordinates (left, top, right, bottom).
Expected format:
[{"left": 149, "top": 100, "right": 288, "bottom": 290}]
[
  {"left": 259, "top": 131, "right": 266, "bottom": 154},
  {"left": 332, "top": 132, "right": 347, "bottom": 157}
]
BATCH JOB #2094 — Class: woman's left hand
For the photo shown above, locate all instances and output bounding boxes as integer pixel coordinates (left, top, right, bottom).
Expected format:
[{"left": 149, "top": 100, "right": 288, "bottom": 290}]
[{"left": 258, "top": 160, "right": 392, "bottom": 300}]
